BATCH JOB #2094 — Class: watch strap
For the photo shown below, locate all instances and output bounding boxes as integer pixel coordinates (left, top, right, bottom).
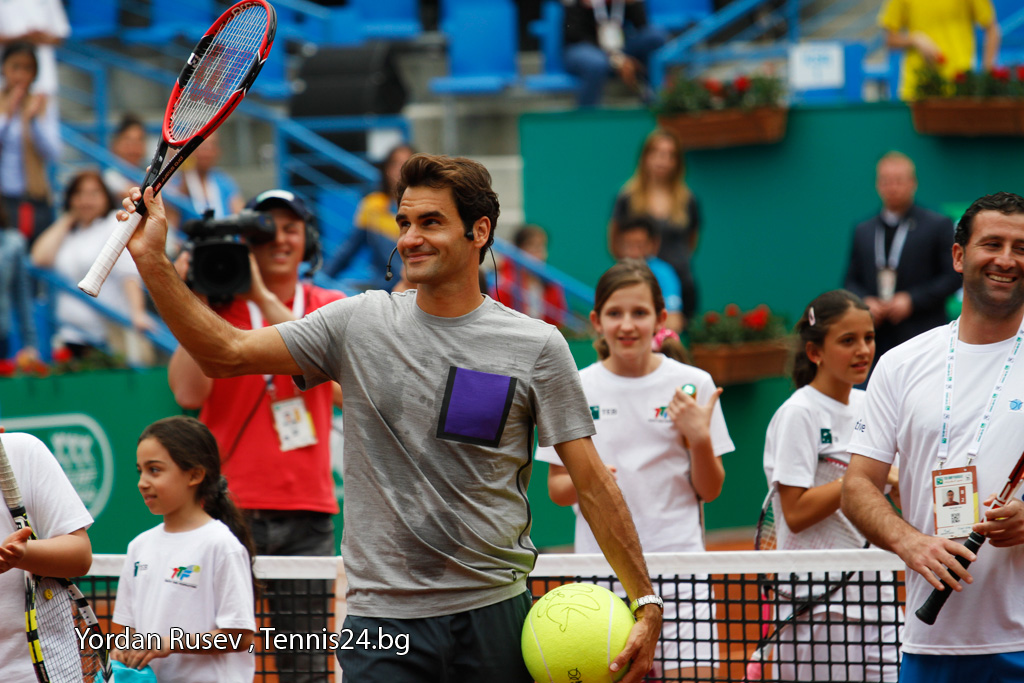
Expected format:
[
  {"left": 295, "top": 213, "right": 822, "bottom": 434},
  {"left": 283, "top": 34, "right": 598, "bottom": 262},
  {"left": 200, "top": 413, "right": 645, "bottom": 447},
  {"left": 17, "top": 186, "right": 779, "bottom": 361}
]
[{"left": 629, "top": 594, "right": 664, "bottom": 615}]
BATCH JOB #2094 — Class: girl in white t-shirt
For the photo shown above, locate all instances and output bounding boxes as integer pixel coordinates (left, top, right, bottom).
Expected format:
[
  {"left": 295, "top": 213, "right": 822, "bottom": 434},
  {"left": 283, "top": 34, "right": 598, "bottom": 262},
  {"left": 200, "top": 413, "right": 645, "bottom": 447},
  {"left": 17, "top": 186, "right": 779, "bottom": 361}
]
[
  {"left": 537, "top": 259, "right": 734, "bottom": 681},
  {"left": 112, "top": 417, "right": 256, "bottom": 683},
  {"left": 762, "top": 289, "right": 900, "bottom": 681}
]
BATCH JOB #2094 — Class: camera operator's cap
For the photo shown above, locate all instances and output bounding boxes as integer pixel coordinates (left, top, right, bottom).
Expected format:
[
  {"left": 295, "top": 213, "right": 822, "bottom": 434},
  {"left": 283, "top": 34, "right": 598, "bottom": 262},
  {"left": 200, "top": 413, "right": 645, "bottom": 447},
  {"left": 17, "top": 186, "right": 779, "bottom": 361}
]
[{"left": 246, "top": 189, "right": 313, "bottom": 222}]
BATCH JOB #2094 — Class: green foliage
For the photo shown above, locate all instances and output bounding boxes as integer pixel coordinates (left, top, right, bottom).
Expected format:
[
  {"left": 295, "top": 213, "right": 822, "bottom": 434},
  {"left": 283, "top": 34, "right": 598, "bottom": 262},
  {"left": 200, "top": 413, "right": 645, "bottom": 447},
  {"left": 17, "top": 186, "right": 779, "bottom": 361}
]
[
  {"left": 915, "top": 65, "right": 1024, "bottom": 99},
  {"left": 654, "top": 72, "right": 786, "bottom": 115},
  {"left": 688, "top": 304, "right": 789, "bottom": 345}
]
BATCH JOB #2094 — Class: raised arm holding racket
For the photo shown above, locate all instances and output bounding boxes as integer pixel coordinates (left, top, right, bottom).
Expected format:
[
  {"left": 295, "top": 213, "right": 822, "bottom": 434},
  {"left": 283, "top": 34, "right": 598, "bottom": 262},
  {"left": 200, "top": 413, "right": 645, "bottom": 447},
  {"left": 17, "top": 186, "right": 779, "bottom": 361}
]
[
  {"left": 78, "top": 0, "right": 275, "bottom": 297},
  {"left": 843, "top": 193, "right": 1024, "bottom": 682}
]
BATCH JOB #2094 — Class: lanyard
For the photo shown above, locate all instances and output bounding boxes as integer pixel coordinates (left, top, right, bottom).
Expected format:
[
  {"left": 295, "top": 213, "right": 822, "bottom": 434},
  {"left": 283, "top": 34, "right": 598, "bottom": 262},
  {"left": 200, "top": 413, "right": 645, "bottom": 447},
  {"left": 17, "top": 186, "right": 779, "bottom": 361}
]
[
  {"left": 183, "top": 170, "right": 224, "bottom": 216},
  {"left": 591, "top": 0, "right": 625, "bottom": 25},
  {"left": 939, "top": 318, "right": 1024, "bottom": 467},
  {"left": 874, "top": 218, "right": 910, "bottom": 271},
  {"left": 247, "top": 283, "right": 304, "bottom": 384}
]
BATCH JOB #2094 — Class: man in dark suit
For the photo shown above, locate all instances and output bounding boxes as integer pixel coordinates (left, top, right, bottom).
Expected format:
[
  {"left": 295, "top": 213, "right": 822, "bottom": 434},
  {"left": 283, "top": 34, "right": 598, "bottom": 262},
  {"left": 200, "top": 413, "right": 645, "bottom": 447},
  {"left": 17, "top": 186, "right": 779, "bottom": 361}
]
[{"left": 844, "top": 152, "right": 961, "bottom": 365}]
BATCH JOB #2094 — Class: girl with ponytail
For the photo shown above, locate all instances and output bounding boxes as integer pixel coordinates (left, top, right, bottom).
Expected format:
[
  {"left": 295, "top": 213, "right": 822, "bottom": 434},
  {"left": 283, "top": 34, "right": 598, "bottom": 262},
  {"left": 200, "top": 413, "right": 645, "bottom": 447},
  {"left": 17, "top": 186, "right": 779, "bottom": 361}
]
[
  {"left": 111, "top": 416, "right": 256, "bottom": 683},
  {"left": 762, "top": 290, "right": 901, "bottom": 680}
]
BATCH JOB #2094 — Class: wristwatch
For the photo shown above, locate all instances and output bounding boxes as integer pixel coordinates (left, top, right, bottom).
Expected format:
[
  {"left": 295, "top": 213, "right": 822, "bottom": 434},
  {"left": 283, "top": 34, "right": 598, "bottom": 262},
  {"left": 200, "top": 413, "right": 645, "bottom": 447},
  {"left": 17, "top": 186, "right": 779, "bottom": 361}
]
[{"left": 629, "top": 594, "right": 664, "bottom": 615}]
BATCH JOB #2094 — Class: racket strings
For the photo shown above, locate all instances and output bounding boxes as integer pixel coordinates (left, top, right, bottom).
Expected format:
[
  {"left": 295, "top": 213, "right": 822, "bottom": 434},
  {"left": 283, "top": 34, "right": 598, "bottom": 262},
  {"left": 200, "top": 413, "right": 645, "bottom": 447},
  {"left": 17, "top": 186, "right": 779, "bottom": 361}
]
[
  {"left": 32, "top": 578, "right": 91, "bottom": 683},
  {"left": 171, "top": 3, "right": 267, "bottom": 141}
]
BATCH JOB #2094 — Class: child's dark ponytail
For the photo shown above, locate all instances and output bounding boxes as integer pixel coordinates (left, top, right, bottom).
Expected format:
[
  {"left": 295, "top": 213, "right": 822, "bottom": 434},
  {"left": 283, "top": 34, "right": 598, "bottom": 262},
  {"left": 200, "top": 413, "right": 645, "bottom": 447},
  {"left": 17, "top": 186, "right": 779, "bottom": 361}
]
[
  {"left": 139, "top": 416, "right": 259, "bottom": 596},
  {"left": 793, "top": 289, "right": 869, "bottom": 388}
]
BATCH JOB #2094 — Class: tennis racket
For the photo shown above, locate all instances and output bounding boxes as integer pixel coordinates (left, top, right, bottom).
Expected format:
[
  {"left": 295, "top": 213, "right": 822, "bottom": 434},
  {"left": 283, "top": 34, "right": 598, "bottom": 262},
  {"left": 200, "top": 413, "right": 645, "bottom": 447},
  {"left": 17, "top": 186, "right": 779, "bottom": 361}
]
[
  {"left": 745, "top": 455, "right": 867, "bottom": 681},
  {"left": 78, "top": 0, "right": 277, "bottom": 297},
  {"left": 0, "top": 434, "right": 112, "bottom": 683},
  {"left": 915, "top": 447, "right": 1024, "bottom": 625}
]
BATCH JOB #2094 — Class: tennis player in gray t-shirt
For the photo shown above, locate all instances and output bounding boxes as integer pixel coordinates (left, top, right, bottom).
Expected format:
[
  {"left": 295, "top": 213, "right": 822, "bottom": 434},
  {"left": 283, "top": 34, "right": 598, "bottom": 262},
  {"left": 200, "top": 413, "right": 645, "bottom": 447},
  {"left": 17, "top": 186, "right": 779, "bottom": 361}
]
[{"left": 119, "top": 153, "right": 663, "bottom": 683}]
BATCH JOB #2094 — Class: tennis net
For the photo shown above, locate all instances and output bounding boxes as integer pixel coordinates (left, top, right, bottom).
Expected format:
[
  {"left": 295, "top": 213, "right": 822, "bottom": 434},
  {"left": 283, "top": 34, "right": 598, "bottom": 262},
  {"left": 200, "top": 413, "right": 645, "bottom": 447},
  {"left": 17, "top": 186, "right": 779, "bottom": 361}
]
[{"left": 80, "top": 549, "right": 905, "bottom": 682}]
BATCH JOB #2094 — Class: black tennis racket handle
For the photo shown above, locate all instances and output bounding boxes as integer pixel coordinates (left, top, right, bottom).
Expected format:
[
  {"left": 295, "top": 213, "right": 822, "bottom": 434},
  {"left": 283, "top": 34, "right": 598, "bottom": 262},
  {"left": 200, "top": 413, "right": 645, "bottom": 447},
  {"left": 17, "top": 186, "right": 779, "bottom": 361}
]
[{"left": 915, "top": 532, "right": 986, "bottom": 625}]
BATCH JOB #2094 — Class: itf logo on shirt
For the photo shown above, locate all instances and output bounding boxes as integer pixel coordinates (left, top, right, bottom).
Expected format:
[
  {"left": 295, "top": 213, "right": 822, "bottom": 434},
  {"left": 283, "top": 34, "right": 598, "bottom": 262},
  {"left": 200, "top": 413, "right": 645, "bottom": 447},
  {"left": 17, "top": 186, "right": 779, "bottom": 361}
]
[
  {"left": 650, "top": 406, "right": 671, "bottom": 423},
  {"left": 166, "top": 565, "right": 202, "bottom": 588},
  {"left": 820, "top": 429, "right": 832, "bottom": 444}
]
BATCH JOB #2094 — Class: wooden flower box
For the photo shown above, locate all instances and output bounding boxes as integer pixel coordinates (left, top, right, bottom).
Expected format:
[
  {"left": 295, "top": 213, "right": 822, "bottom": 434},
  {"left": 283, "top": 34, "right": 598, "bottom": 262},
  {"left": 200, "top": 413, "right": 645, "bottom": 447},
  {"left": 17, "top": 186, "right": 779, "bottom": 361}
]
[
  {"left": 910, "top": 98, "right": 1024, "bottom": 137},
  {"left": 690, "top": 341, "right": 790, "bottom": 386},
  {"left": 657, "top": 107, "right": 788, "bottom": 150}
]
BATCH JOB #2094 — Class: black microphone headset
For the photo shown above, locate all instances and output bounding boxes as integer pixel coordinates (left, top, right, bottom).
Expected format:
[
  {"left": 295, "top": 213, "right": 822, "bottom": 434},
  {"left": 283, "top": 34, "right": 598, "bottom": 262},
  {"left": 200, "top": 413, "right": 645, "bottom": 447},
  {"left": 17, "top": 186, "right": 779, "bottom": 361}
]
[{"left": 385, "top": 222, "right": 476, "bottom": 281}]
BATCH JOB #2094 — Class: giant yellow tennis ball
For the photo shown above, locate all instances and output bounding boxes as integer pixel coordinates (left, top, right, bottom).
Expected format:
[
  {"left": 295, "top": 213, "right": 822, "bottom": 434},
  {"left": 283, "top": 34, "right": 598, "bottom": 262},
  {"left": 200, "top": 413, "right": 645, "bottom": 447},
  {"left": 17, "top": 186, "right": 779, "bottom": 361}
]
[{"left": 521, "top": 582, "right": 635, "bottom": 683}]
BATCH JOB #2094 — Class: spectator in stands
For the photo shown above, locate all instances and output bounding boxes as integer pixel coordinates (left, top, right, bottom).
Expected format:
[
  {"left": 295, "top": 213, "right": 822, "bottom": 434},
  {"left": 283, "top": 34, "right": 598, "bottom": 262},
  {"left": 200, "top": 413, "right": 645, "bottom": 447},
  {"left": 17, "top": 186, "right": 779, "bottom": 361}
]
[
  {"left": 880, "top": 0, "right": 999, "bottom": 101},
  {"left": 29, "top": 169, "right": 154, "bottom": 364},
  {"left": 0, "top": 432, "right": 93, "bottom": 683},
  {"left": 0, "top": 43, "right": 60, "bottom": 244},
  {"left": 610, "top": 129, "right": 701, "bottom": 323},
  {"left": 844, "top": 151, "right": 961, "bottom": 368},
  {"left": 493, "top": 224, "right": 567, "bottom": 326},
  {"left": 0, "top": 0, "right": 69, "bottom": 98},
  {"left": 122, "top": 153, "right": 663, "bottom": 682},
  {"left": 563, "top": 0, "right": 667, "bottom": 107},
  {"left": 539, "top": 260, "right": 731, "bottom": 682},
  {"left": 171, "top": 131, "right": 244, "bottom": 219},
  {"left": 618, "top": 215, "right": 684, "bottom": 332},
  {"left": 103, "top": 114, "right": 148, "bottom": 197},
  {"left": 168, "top": 189, "right": 343, "bottom": 683},
  {"left": 324, "top": 143, "right": 413, "bottom": 290},
  {"left": 0, "top": 202, "right": 38, "bottom": 366}
]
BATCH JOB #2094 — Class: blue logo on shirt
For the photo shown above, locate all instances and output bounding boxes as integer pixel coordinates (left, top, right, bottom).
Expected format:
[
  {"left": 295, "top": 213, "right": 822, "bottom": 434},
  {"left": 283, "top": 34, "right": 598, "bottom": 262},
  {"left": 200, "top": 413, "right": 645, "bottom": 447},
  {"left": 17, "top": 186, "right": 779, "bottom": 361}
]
[{"left": 1011, "top": 399, "right": 1023, "bottom": 412}]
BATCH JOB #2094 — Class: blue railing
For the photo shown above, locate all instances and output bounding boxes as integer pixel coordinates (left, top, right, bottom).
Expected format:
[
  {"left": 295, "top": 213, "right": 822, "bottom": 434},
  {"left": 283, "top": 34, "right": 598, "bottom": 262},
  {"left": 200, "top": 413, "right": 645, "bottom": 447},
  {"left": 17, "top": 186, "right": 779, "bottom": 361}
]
[
  {"left": 27, "top": 265, "right": 179, "bottom": 362},
  {"left": 651, "top": 0, "right": 801, "bottom": 87}
]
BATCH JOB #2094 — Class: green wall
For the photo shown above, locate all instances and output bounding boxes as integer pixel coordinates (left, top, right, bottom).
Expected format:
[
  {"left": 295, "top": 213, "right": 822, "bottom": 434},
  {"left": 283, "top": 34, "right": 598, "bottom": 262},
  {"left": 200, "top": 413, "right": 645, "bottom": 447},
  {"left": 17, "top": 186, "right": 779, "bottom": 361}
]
[{"left": 521, "top": 102, "right": 1024, "bottom": 545}]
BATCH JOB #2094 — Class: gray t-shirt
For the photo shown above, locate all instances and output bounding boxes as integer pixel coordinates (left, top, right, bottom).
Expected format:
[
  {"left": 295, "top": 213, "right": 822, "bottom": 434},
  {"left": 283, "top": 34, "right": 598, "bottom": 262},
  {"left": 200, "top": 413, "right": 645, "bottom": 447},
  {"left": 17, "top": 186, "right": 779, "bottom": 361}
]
[{"left": 277, "top": 290, "right": 595, "bottom": 618}]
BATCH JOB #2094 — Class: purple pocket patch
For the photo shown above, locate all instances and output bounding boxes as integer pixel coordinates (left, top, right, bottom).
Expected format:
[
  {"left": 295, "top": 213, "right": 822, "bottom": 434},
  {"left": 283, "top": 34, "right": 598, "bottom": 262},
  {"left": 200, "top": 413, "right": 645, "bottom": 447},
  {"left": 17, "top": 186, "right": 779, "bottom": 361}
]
[{"left": 437, "top": 367, "right": 518, "bottom": 447}]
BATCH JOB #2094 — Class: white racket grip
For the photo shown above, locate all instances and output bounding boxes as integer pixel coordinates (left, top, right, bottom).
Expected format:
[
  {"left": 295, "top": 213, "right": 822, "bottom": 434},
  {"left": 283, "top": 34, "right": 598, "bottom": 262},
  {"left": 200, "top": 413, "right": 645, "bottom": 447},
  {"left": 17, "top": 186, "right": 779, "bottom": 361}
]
[
  {"left": 78, "top": 210, "right": 144, "bottom": 297},
  {"left": 0, "top": 435, "right": 23, "bottom": 509}
]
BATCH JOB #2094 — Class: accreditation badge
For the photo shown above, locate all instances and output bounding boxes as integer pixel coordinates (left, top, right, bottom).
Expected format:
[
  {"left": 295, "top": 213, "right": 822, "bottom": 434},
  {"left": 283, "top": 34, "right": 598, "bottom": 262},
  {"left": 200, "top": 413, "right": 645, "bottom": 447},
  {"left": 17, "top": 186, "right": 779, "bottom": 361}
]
[
  {"left": 877, "top": 267, "right": 897, "bottom": 301},
  {"left": 931, "top": 466, "right": 979, "bottom": 539},
  {"left": 271, "top": 397, "right": 318, "bottom": 451},
  {"left": 597, "top": 20, "right": 625, "bottom": 53}
]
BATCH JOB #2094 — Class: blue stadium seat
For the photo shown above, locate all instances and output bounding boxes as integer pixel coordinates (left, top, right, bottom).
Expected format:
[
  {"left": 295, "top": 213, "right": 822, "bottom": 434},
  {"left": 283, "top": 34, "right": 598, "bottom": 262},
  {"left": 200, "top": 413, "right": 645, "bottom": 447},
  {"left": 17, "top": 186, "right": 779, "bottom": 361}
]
[
  {"left": 525, "top": 1, "right": 580, "bottom": 93},
  {"left": 67, "top": 0, "right": 118, "bottom": 40},
  {"left": 430, "top": 1, "right": 518, "bottom": 95},
  {"left": 123, "top": 0, "right": 213, "bottom": 43},
  {"left": 350, "top": 0, "right": 421, "bottom": 40},
  {"left": 647, "top": 0, "right": 712, "bottom": 32}
]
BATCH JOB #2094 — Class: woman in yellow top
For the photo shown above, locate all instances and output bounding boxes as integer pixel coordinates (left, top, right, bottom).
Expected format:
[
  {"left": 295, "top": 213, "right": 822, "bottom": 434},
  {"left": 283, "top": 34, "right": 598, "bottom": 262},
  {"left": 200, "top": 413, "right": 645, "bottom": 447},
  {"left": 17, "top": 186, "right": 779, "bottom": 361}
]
[
  {"left": 880, "top": 0, "right": 1000, "bottom": 101},
  {"left": 324, "top": 143, "right": 414, "bottom": 290}
]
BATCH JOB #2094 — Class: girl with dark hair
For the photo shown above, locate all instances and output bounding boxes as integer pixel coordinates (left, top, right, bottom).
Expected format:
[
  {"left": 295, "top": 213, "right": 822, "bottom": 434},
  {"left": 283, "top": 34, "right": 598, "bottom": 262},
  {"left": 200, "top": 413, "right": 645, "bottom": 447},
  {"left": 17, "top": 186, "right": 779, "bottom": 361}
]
[
  {"left": 111, "top": 416, "right": 256, "bottom": 683},
  {"left": 30, "top": 169, "right": 154, "bottom": 362},
  {"left": 536, "top": 259, "right": 734, "bottom": 681},
  {"left": 0, "top": 42, "right": 59, "bottom": 242},
  {"left": 762, "top": 289, "right": 901, "bottom": 680}
]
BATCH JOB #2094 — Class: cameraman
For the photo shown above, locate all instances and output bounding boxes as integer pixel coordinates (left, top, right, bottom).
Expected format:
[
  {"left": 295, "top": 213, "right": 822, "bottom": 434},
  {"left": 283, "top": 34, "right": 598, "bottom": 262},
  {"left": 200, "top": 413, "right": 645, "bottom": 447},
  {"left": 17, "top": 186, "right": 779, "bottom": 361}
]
[{"left": 168, "top": 189, "right": 343, "bottom": 683}]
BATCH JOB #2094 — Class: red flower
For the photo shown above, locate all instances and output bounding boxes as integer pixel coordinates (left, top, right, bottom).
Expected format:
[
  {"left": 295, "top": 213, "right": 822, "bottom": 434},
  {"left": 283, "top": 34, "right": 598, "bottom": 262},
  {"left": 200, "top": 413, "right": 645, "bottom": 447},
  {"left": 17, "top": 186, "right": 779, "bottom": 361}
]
[
  {"left": 742, "top": 308, "right": 769, "bottom": 331},
  {"left": 733, "top": 75, "right": 751, "bottom": 93},
  {"left": 1017, "top": 65, "right": 1024, "bottom": 82},
  {"left": 955, "top": 71, "right": 968, "bottom": 84},
  {"left": 704, "top": 79, "right": 724, "bottom": 96},
  {"left": 993, "top": 66, "right": 1011, "bottom": 81},
  {"left": 936, "top": 54, "right": 947, "bottom": 66},
  {"left": 52, "top": 347, "right": 72, "bottom": 364},
  {"left": 724, "top": 303, "right": 741, "bottom": 317},
  {"left": 703, "top": 311, "right": 720, "bottom": 325},
  {"left": 0, "top": 359, "right": 15, "bottom": 377}
]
